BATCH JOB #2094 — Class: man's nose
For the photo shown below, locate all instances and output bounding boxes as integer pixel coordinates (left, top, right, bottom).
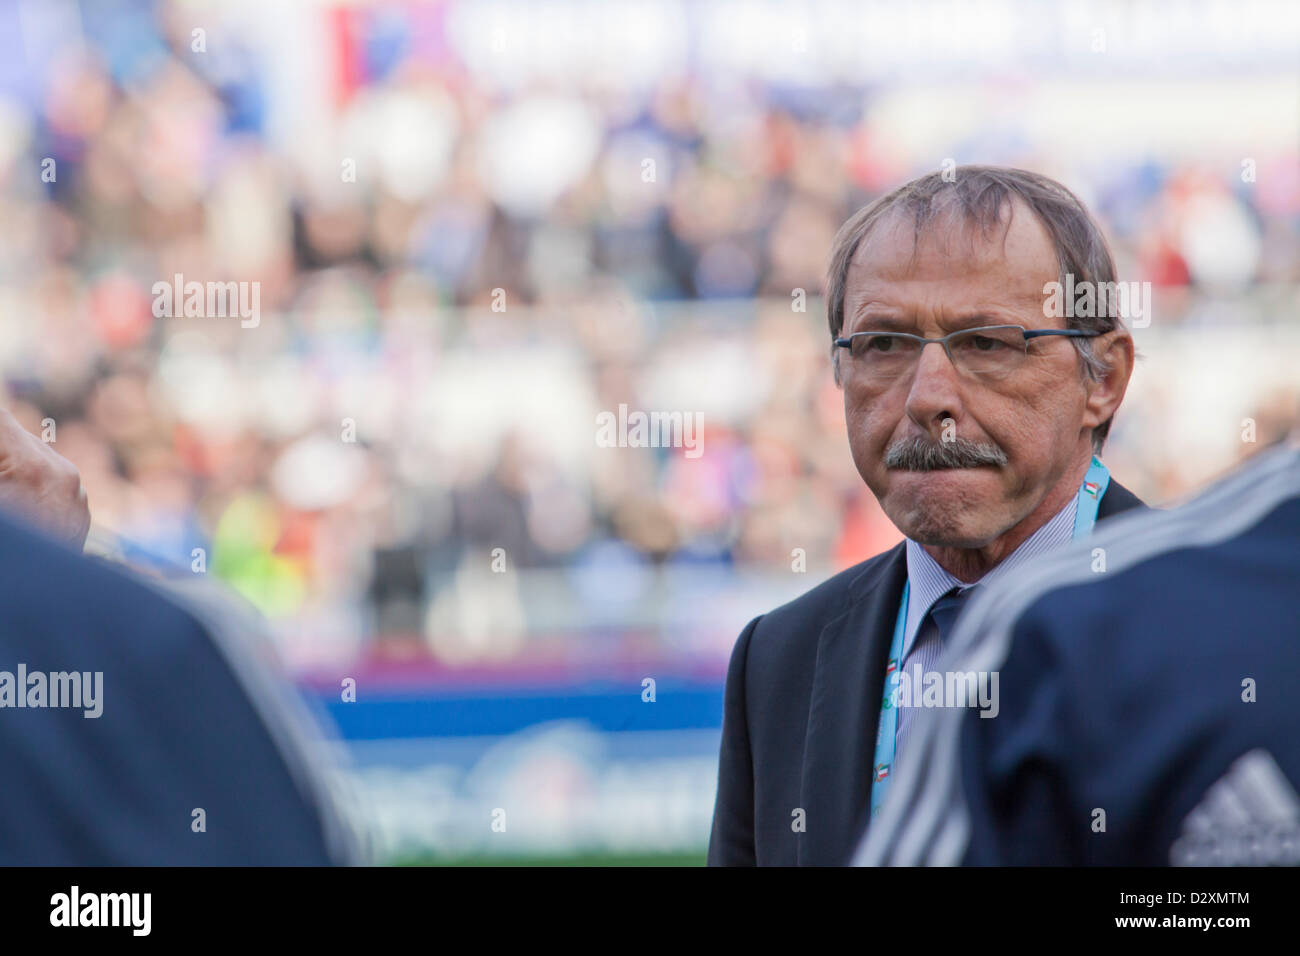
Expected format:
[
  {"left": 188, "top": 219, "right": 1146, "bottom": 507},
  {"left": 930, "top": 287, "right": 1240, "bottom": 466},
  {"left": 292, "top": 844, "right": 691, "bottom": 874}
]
[{"left": 904, "top": 341, "right": 964, "bottom": 434}]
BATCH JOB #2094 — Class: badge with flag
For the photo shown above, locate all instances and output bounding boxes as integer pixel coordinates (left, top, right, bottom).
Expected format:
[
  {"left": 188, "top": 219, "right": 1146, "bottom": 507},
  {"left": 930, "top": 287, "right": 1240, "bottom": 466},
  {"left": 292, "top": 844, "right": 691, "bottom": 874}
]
[
  {"left": 874, "top": 763, "right": 891, "bottom": 782},
  {"left": 1084, "top": 480, "right": 1099, "bottom": 497}
]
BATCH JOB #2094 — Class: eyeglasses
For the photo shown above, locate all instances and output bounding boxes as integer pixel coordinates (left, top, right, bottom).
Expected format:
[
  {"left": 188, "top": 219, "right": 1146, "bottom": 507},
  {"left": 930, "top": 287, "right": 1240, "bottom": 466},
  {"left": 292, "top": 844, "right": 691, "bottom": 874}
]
[{"left": 833, "top": 324, "right": 1102, "bottom": 383}]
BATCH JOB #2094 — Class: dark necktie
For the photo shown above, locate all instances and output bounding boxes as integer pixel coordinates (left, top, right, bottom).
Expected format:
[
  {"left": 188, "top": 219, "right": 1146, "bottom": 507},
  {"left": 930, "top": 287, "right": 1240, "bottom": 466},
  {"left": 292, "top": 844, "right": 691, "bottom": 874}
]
[
  {"left": 894, "top": 585, "right": 977, "bottom": 773},
  {"left": 928, "top": 585, "right": 975, "bottom": 647}
]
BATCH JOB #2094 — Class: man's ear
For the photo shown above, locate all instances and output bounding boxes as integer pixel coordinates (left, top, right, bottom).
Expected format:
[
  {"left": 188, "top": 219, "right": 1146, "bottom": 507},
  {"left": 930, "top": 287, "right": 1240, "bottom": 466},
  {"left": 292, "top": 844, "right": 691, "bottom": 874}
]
[{"left": 1081, "top": 330, "right": 1135, "bottom": 434}]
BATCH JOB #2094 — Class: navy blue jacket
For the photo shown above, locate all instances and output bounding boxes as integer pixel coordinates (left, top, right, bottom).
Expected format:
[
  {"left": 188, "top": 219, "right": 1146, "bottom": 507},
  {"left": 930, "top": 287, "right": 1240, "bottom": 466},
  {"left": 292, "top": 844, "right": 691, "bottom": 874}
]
[
  {"left": 0, "top": 511, "right": 360, "bottom": 865},
  {"left": 708, "top": 476, "right": 1145, "bottom": 865}
]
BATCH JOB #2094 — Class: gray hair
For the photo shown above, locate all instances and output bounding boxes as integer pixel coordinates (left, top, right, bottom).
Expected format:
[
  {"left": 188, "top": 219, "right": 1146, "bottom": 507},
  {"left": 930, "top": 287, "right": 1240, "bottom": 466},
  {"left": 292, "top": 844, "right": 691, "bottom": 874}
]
[{"left": 826, "top": 165, "right": 1121, "bottom": 452}]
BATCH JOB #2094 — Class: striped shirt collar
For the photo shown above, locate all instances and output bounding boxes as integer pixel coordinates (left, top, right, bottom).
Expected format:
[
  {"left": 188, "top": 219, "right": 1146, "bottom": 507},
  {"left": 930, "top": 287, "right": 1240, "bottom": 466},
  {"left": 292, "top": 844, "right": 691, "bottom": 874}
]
[{"left": 902, "top": 495, "right": 1079, "bottom": 660}]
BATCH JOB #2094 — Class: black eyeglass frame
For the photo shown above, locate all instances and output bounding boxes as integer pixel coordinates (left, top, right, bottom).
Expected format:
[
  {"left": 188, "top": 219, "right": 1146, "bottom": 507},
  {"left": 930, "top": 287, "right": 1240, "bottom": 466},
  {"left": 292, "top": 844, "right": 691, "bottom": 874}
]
[{"left": 833, "top": 324, "right": 1103, "bottom": 374}]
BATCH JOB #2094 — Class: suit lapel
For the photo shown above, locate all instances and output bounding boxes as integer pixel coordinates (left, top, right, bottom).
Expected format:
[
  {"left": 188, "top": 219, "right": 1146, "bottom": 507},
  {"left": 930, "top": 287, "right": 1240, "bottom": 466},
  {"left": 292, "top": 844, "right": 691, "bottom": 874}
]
[{"left": 797, "top": 544, "right": 907, "bottom": 865}]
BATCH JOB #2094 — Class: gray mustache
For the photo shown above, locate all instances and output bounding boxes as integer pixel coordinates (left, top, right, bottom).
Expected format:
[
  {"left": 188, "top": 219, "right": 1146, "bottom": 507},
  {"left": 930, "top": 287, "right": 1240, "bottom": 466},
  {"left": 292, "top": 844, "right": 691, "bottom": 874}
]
[{"left": 884, "top": 435, "right": 1008, "bottom": 471}]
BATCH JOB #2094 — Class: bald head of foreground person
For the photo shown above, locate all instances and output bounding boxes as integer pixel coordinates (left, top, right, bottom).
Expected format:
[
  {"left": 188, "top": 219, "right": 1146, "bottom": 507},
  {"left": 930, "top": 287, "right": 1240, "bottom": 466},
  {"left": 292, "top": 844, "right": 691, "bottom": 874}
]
[{"left": 0, "top": 406, "right": 90, "bottom": 550}]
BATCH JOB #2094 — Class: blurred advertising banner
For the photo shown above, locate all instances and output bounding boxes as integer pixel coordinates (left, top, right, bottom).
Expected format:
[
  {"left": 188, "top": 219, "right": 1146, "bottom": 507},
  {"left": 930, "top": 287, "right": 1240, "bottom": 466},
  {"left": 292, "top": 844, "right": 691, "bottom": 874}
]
[{"left": 301, "top": 666, "right": 725, "bottom": 864}]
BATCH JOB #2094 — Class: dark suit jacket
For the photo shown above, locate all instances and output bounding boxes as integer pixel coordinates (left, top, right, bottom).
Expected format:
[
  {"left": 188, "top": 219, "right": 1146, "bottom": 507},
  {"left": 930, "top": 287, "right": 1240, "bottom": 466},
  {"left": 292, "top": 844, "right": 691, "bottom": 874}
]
[
  {"left": 0, "top": 511, "right": 357, "bottom": 864},
  {"left": 707, "top": 479, "right": 1146, "bottom": 865}
]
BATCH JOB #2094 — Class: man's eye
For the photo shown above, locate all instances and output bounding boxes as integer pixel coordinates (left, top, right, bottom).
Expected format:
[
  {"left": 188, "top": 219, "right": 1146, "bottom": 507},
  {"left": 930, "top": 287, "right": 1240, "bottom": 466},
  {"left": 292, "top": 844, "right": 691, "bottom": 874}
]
[
  {"left": 969, "top": 335, "right": 1004, "bottom": 351},
  {"left": 866, "top": 336, "right": 895, "bottom": 352}
]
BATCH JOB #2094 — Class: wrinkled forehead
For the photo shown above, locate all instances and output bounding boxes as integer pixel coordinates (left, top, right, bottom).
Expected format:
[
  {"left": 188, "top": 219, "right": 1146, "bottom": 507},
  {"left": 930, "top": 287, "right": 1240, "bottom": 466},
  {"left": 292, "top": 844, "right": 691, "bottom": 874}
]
[{"left": 846, "top": 196, "right": 1060, "bottom": 303}]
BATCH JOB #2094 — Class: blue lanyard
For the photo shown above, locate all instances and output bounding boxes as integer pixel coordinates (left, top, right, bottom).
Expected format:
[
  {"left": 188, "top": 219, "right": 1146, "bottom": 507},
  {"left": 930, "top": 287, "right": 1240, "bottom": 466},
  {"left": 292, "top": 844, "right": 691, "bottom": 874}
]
[{"left": 868, "top": 456, "right": 1111, "bottom": 819}]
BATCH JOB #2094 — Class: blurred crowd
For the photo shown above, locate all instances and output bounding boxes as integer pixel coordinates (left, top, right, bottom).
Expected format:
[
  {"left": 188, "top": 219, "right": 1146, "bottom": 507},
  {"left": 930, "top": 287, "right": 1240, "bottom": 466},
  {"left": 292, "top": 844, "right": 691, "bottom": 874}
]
[{"left": 0, "top": 1, "right": 1296, "bottom": 668}]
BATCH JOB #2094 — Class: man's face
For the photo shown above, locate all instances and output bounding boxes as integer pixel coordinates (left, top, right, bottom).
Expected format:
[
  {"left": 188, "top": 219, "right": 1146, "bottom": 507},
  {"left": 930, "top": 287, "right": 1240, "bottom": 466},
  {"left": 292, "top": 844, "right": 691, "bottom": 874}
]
[{"left": 841, "top": 201, "right": 1094, "bottom": 549}]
